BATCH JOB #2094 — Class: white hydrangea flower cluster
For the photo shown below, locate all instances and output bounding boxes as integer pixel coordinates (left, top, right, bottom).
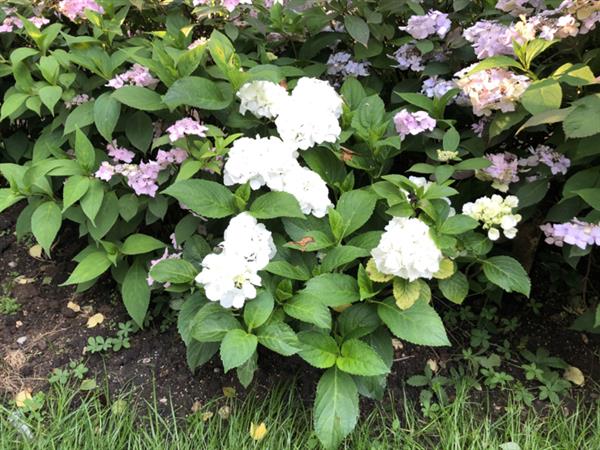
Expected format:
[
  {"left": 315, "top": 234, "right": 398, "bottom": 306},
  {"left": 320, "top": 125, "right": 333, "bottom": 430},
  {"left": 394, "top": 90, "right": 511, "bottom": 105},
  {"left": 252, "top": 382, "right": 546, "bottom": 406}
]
[
  {"left": 223, "top": 136, "right": 333, "bottom": 217},
  {"left": 236, "top": 77, "right": 343, "bottom": 150},
  {"left": 462, "top": 195, "right": 522, "bottom": 241},
  {"left": 195, "top": 213, "right": 276, "bottom": 309},
  {"left": 371, "top": 217, "right": 443, "bottom": 281},
  {"left": 237, "top": 80, "right": 289, "bottom": 119}
]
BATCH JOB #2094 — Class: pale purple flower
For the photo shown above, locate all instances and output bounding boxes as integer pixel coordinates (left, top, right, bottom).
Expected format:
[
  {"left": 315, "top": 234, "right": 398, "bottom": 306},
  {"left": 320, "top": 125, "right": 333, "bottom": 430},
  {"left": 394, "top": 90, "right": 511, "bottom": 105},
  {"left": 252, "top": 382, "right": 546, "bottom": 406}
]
[
  {"left": 156, "top": 148, "right": 188, "bottom": 167},
  {"left": 479, "top": 152, "right": 520, "bottom": 192},
  {"left": 463, "top": 20, "right": 515, "bottom": 59},
  {"left": 421, "top": 76, "right": 457, "bottom": 99},
  {"left": 390, "top": 44, "right": 425, "bottom": 72},
  {"left": 58, "top": 0, "right": 104, "bottom": 21},
  {"left": 394, "top": 110, "right": 437, "bottom": 140},
  {"left": 471, "top": 118, "right": 489, "bottom": 137},
  {"left": 519, "top": 144, "right": 570, "bottom": 176},
  {"left": 107, "top": 64, "right": 158, "bottom": 89},
  {"left": 107, "top": 141, "right": 135, "bottom": 163},
  {"left": 400, "top": 10, "right": 452, "bottom": 40},
  {"left": 65, "top": 94, "right": 91, "bottom": 109},
  {"left": 541, "top": 219, "right": 600, "bottom": 250},
  {"left": 95, "top": 162, "right": 116, "bottom": 181},
  {"left": 166, "top": 118, "right": 208, "bottom": 142},
  {"left": 327, "top": 52, "right": 370, "bottom": 78},
  {"left": 28, "top": 16, "right": 49, "bottom": 28},
  {"left": 0, "top": 16, "right": 22, "bottom": 32}
]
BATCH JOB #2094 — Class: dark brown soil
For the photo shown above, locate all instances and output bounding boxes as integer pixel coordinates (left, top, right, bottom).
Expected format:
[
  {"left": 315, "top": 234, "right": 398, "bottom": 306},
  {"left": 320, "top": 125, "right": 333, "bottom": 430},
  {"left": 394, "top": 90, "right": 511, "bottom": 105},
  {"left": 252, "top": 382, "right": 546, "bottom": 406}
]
[{"left": 1, "top": 204, "right": 599, "bottom": 416}]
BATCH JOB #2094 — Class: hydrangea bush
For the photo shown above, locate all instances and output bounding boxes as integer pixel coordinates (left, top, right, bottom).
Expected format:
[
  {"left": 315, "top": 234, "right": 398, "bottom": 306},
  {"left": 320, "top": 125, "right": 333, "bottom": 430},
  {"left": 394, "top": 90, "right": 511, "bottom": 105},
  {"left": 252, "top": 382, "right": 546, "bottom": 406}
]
[{"left": 1, "top": 0, "right": 599, "bottom": 447}]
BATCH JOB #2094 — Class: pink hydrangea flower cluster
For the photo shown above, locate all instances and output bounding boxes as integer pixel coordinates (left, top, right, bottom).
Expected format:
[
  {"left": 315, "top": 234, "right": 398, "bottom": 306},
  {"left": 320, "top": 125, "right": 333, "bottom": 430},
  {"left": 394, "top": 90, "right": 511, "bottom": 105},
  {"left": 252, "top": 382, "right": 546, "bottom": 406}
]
[
  {"left": 455, "top": 66, "right": 530, "bottom": 116},
  {"left": 463, "top": 20, "right": 518, "bottom": 59},
  {"left": 471, "top": 117, "right": 489, "bottom": 137},
  {"left": 95, "top": 148, "right": 188, "bottom": 197},
  {"left": 541, "top": 219, "right": 600, "bottom": 250},
  {"left": 393, "top": 110, "right": 437, "bottom": 140},
  {"left": 58, "top": 0, "right": 104, "bottom": 21},
  {"left": 0, "top": 8, "right": 49, "bottom": 33},
  {"left": 519, "top": 144, "right": 571, "bottom": 176},
  {"left": 107, "top": 141, "right": 135, "bottom": 163},
  {"left": 400, "top": 10, "right": 452, "bottom": 40},
  {"left": 327, "top": 52, "right": 370, "bottom": 78},
  {"left": 479, "top": 152, "right": 520, "bottom": 192},
  {"left": 106, "top": 64, "right": 159, "bottom": 89},
  {"left": 390, "top": 44, "right": 425, "bottom": 72},
  {"left": 166, "top": 117, "right": 209, "bottom": 142},
  {"left": 65, "top": 94, "right": 91, "bottom": 109}
]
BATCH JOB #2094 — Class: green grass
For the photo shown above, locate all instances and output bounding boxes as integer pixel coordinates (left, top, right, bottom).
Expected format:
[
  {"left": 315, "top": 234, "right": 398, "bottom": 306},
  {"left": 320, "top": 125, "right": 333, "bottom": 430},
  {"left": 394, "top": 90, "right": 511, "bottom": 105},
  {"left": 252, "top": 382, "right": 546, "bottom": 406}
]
[{"left": 1, "top": 382, "right": 599, "bottom": 450}]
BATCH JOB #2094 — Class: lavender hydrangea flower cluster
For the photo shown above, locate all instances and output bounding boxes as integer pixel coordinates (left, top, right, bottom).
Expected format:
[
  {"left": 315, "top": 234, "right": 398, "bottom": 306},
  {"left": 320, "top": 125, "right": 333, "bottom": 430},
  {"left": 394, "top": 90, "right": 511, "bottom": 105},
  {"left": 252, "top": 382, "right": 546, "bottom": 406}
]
[
  {"left": 478, "top": 152, "right": 520, "bottom": 192},
  {"left": 95, "top": 147, "right": 188, "bottom": 197},
  {"left": 400, "top": 10, "right": 452, "bottom": 40},
  {"left": 0, "top": 7, "right": 49, "bottom": 32},
  {"left": 541, "top": 219, "right": 600, "bottom": 250},
  {"left": 327, "top": 52, "right": 370, "bottom": 78},
  {"left": 390, "top": 44, "right": 426, "bottom": 72},
  {"left": 58, "top": 0, "right": 104, "bottom": 21},
  {"left": 393, "top": 110, "right": 437, "bottom": 140},
  {"left": 166, "top": 117, "right": 209, "bottom": 142},
  {"left": 519, "top": 144, "right": 571, "bottom": 176},
  {"left": 106, "top": 64, "right": 159, "bottom": 89}
]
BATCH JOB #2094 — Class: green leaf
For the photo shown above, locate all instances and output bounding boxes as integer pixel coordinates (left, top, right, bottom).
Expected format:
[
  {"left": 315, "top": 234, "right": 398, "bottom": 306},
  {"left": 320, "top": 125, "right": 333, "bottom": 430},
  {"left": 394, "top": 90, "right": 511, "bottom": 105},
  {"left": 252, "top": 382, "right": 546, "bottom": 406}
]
[
  {"left": 344, "top": 15, "right": 370, "bottom": 47},
  {"left": 392, "top": 278, "right": 422, "bottom": 310},
  {"left": 335, "top": 190, "right": 378, "bottom": 238},
  {"left": 438, "top": 271, "right": 469, "bottom": 304},
  {"left": 126, "top": 111, "right": 153, "bottom": 151},
  {"left": 163, "top": 77, "right": 232, "bottom": 110},
  {"left": 439, "top": 215, "right": 479, "bottom": 235},
  {"left": 94, "top": 93, "right": 121, "bottom": 141},
  {"left": 111, "top": 86, "right": 165, "bottom": 111},
  {"left": 300, "top": 273, "right": 360, "bottom": 307},
  {"left": 74, "top": 128, "right": 96, "bottom": 171},
  {"left": 187, "top": 340, "right": 219, "bottom": 371},
  {"left": 81, "top": 179, "right": 104, "bottom": 224},
  {"left": 378, "top": 299, "right": 450, "bottom": 346},
  {"left": 564, "top": 103, "right": 600, "bottom": 139},
  {"left": 314, "top": 367, "right": 359, "bottom": 450},
  {"left": 256, "top": 321, "right": 300, "bottom": 356},
  {"left": 481, "top": 256, "right": 531, "bottom": 296},
  {"left": 122, "top": 261, "right": 150, "bottom": 327},
  {"left": 298, "top": 331, "right": 339, "bottom": 368},
  {"left": 31, "top": 201, "right": 62, "bottom": 256},
  {"left": 244, "top": 290, "right": 274, "bottom": 330},
  {"left": 236, "top": 352, "right": 257, "bottom": 388},
  {"left": 149, "top": 259, "right": 197, "bottom": 284},
  {"left": 88, "top": 192, "right": 119, "bottom": 241},
  {"left": 61, "top": 250, "right": 112, "bottom": 285},
  {"left": 38, "top": 85, "right": 63, "bottom": 114},
  {"left": 576, "top": 188, "right": 600, "bottom": 210},
  {"left": 336, "top": 339, "right": 389, "bottom": 376},
  {"left": 466, "top": 56, "right": 522, "bottom": 75},
  {"left": 191, "top": 303, "right": 242, "bottom": 342},
  {"left": 442, "top": 127, "right": 460, "bottom": 151},
  {"left": 521, "top": 79, "right": 562, "bottom": 115},
  {"left": 219, "top": 329, "right": 257, "bottom": 373},
  {"left": 265, "top": 259, "right": 311, "bottom": 281},
  {"left": 517, "top": 107, "right": 572, "bottom": 134},
  {"left": 249, "top": 192, "right": 305, "bottom": 219},
  {"left": 163, "top": 179, "right": 236, "bottom": 218},
  {"left": 321, "top": 245, "right": 370, "bottom": 273},
  {"left": 284, "top": 294, "right": 331, "bottom": 329},
  {"left": 64, "top": 101, "right": 95, "bottom": 134},
  {"left": 337, "top": 303, "right": 380, "bottom": 339},
  {"left": 62, "top": 175, "right": 90, "bottom": 212},
  {"left": 394, "top": 92, "right": 434, "bottom": 113},
  {"left": 121, "top": 234, "right": 166, "bottom": 255}
]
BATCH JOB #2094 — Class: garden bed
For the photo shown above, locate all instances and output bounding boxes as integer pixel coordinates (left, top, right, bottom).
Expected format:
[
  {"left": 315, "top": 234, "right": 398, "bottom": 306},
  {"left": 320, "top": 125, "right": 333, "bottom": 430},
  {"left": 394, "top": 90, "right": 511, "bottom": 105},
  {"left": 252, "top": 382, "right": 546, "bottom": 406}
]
[{"left": 2, "top": 204, "right": 599, "bottom": 415}]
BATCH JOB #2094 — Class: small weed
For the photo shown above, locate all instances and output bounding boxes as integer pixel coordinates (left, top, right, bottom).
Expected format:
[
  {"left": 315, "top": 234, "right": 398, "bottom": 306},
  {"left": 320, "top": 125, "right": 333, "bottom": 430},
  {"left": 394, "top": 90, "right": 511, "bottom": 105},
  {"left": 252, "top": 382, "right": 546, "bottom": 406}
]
[{"left": 0, "top": 295, "right": 21, "bottom": 315}]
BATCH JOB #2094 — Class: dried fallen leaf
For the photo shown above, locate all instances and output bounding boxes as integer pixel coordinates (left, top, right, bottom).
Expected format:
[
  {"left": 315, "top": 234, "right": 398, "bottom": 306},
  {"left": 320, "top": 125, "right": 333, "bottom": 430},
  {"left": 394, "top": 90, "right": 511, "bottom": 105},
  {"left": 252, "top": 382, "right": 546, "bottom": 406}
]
[
  {"left": 82, "top": 305, "right": 94, "bottom": 314},
  {"left": 86, "top": 313, "right": 105, "bottom": 328},
  {"left": 201, "top": 411, "right": 214, "bottom": 422},
  {"left": 217, "top": 405, "right": 231, "bottom": 420},
  {"left": 222, "top": 387, "right": 236, "bottom": 398},
  {"left": 191, "top": 401, "right": 202, "bottom": 413},
  {"left": 250, "top": 422, "right": 268, "bottom": 441},
  {"left": 15, "top": 390, "right": 32, "bottom": 408},
  {"left": 391, "top": 339, "right": 403, "bottom": 351},
  {"left": 426, "top": 359, "right": 439, "bottom": 373},
  {"left": 564, "top": 366, "right": 585, "bottom": 386},
  {"left": 67, "top": 301, "right": 81, "bottom": 312},
  {"left": 14, "top": 276, "right": 35, "bottom": 285},
  {"left": 28, "top": 245, "right": 43, "bottom": 259}
]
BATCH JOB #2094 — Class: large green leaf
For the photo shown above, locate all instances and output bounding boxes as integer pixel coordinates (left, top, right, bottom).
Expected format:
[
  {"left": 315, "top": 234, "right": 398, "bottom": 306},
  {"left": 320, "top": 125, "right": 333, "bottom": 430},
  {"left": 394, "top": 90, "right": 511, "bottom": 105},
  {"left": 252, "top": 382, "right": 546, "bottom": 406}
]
[
  {"left": 320, "top": 245, "right": 370, "bottom": 273},
  {"left": 243, "top": 290, "right": 274, "bottom": 330},
  {"left": 438, "top": 271, "right": 469, "bottom": 304},
  {"left": 163, "top": 179, "right": 236, "bottom": 218},
  {"left": 74, "top": 128, "right": 96, "bottom": 171},
  {"left": 219, "top": 329, "right": 257, "bottom": 373},
  {"left": 149, "top": 259, "right": 197, "bottom": 284},
  {"left": 62, "top": 175, "right": 90, "bottom": 211},
  {"left": 111, "top": 86, "right": 165, "bottom": 111},
  {"left": 163, "top": 76, "right": 232, "bottom": 110},
  {"left": 121, "top": 233, "right": 166, "bottom": 255},
  {"left": 314, "top": 367, "right": 359, "bottom": 450},
  {"left": 191, "top": 303, "right": 242, "bottom": 342},
  {"left": 249, "top": 192, "right": 305, "bottom": 219},
  {"left": 335, "top": 190, "right": 377, "bottom": 238},
  {"left": 521, "top": 79, "right": 562, "bottom": 115},
  {"left": 336, "top": 339, "right": 389, "bottom": 376},
  {"left": 94, "top": 92, "right": 121, "bottom": 141},
  {"left": 299, "top": 273, "right": 360, "bottom": 307},
  {"left": 39, "top": 85, "right": 63, "bottom": 114},
  {"left": 256, "top": 321, "right": 300, "bottom": 356},
  {"left": 31, "top": 201, "right": 62, "bottom": 256},
  {"left": 298, "top": 331, "right": 339, "bottom": 369},
  {"left": 377, "top": 299, "right": 450, "bottom": 346},
  {"left": 61, "top": 250, "right": 112, "bottom": 285},
  {"left": 481, "top": 256, "right": 531, "bottom": 296},
  {"left": 283, "top": 293, "right": 331, "bottom": 329},
  {"left": 122, "top": 261, "right": 150, "bottom": 327},
  {"left": 344, "top": 15, "right": 369, "bottom": 47}
]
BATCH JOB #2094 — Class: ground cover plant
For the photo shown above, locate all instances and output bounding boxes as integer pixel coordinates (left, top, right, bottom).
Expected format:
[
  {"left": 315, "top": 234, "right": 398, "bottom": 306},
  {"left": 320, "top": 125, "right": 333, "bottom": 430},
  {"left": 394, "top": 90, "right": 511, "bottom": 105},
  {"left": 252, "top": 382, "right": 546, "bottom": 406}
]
[{"left": 1, "top": 0, "right": 599, "bottom": 448}]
